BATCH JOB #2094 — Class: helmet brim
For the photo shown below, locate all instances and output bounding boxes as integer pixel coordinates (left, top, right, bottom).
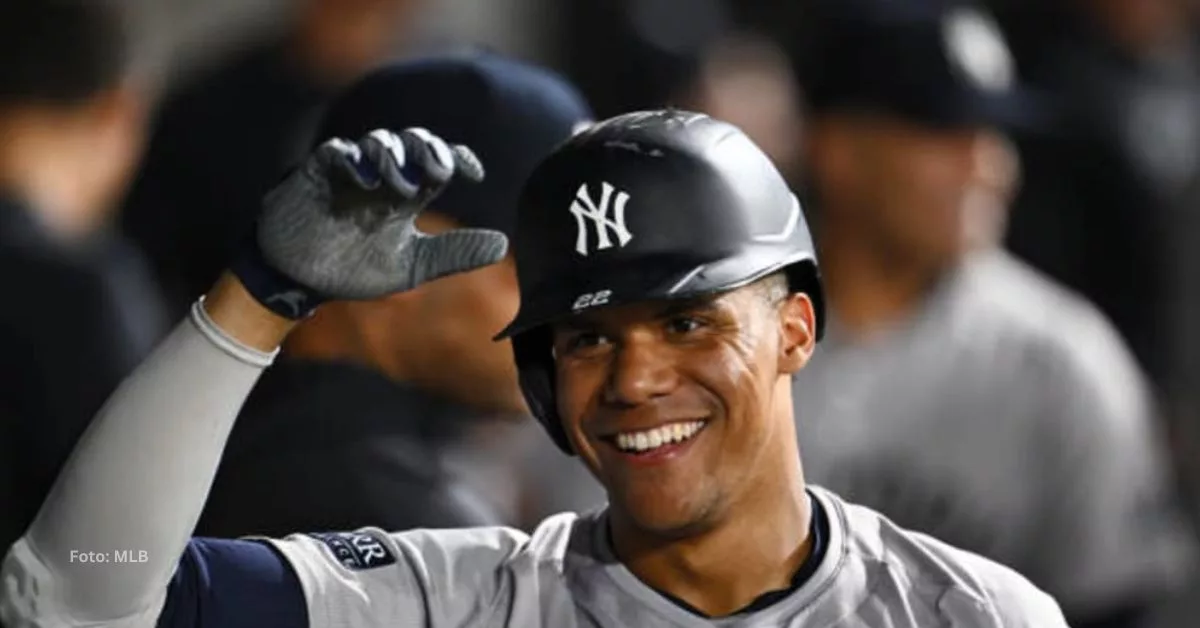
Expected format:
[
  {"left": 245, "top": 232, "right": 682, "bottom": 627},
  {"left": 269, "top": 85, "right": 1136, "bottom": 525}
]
[{"left": 494, "top": 246, "right": 822, "bottom": 342}]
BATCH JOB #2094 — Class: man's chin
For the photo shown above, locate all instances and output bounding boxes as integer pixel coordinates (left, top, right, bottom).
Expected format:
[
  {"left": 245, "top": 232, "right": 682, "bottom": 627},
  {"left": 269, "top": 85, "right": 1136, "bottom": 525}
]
[{"left": 608, "top": 489, "right": 719, "bottom": 541}]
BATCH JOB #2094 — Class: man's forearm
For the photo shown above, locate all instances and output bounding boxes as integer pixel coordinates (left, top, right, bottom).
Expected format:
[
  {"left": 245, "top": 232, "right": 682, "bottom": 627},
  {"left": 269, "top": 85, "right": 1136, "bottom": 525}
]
[
  {"left": 0, "top": 121, "right": 487, "bottom": 625},
  {"left": 1, "top": 274, "right": 294, "bottom": 626}
]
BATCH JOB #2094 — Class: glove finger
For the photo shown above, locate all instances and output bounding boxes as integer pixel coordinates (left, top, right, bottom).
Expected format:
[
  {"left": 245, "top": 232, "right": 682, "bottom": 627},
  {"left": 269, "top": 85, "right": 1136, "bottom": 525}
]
[
  {"left": 451, "top": 144, "right": 486, "bottom": 183},
  {"left": 410, "top": 228, "right": 509, "bottom": 285},
  {"left": 316, "top": 137, "right": 381, "bottom": 190},
  {"left": 402, "top": 128, "right": 456, "bottom": 189},
  {"left": 362, "top": 129, "right": 420, "bottom": 199},
  {"left": 313, "top": 137, "right": 359, "bottom": 169}
]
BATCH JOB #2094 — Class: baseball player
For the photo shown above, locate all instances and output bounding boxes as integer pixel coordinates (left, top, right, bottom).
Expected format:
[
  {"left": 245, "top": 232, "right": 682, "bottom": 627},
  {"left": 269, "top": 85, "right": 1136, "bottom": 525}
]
[
  {"left": 787, "top": 3, "right": 1196, "bottom": 626},
  {"left": 1, "top": 114, "right": 1067, "bottom": 627}
]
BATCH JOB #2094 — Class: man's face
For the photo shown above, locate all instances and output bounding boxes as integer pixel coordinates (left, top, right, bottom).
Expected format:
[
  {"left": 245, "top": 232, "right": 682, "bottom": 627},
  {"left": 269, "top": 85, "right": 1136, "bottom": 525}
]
[
  {"left": 815, "top": 115, "right": 1004, "bottom": 268},
  {"left": 362, "top": 211, "right": 525, "bottom": 414},
  {"left": 551, "top": 283, "right": 815, "bottom": 535},
  {"left": 54, "top": 84, "right": 149, "bottom": 239}
]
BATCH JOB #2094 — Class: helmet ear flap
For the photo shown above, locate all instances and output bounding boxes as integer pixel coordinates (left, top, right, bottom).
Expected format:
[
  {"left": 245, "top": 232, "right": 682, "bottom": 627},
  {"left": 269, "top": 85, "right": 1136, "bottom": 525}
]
[{"left": 512, "top": 327, "right": 574, "bottom": 454}]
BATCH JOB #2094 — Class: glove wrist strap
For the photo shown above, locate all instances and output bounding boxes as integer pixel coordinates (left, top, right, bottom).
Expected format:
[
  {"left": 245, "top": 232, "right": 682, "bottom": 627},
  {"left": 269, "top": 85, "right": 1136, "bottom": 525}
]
[{"left": 229, "top": 229, "right": 325, "bottom": 320}]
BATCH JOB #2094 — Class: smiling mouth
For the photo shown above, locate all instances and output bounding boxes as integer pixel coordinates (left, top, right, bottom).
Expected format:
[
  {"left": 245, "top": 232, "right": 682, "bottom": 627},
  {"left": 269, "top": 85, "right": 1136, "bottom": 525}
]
[{"left": 608, "top": 420, "right": 708, "bottom": 455}]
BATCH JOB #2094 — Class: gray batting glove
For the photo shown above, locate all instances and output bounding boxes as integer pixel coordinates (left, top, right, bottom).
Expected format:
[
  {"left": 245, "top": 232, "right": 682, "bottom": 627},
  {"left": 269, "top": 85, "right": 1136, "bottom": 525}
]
[{"left": 238, "top": 128, "right": 506, "bottom": 317}]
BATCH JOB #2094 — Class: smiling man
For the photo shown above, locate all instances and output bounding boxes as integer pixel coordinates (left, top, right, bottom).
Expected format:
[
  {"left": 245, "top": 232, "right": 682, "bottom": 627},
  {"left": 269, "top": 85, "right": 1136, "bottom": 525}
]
[{"left": 1, "top": 112, "right": 1066, "bottom": 627}]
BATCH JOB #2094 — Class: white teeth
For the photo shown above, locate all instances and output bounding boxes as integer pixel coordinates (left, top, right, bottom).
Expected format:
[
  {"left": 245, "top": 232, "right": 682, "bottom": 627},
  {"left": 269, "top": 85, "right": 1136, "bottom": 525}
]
[{"left": 614, "top": 421, "right": 706, "bottom": 453}]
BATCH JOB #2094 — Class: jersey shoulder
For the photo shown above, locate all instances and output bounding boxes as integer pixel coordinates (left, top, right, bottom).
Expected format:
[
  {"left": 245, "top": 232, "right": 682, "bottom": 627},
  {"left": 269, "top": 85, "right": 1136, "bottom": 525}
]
[
  {"left": 959, "top": 250, "right": 1149, "bottom": 422},
  {"left": 261, "top": 515, "right": 586, "bottom": 626},
  {"left": 829, "top": 489, "right": 1068, "bottom": 627},
  {"left": 268, "top": 511, "right": 583, "bottom": 577},
  {"left": 960, "top": 250, "right": 1130, "bottom": 364}
]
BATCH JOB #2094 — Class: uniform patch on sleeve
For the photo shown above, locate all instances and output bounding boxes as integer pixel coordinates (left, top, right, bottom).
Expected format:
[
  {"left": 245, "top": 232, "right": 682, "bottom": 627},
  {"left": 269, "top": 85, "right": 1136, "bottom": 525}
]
[{"left": 307, "top": 531, "right": 397, "bottom": 571}]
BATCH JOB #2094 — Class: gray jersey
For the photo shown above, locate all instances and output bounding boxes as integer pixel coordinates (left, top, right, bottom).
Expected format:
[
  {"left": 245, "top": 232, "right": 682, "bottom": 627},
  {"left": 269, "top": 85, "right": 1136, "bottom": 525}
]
[
  {"left": 793, "top": 249, "right": 1195, "bottom": 613},
  {"left": 265, "top": 487, "right": 1064, "bottom": 627},
  {"left": 0, "top": 295, "right": 1066, "bottom": 628}
]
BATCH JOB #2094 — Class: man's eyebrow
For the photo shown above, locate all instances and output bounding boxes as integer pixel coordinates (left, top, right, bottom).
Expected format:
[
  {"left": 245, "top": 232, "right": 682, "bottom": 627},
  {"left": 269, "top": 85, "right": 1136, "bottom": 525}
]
[{"left": 654, "top": 296, "right": 723, "bottom": 318}]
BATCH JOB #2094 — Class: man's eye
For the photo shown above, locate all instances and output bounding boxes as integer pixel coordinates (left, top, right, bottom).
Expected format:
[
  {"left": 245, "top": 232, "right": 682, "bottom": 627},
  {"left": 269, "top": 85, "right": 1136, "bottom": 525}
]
[
  {"left": 666, "top": 316, "right": 704, "bottom": 335},
  {"left": 566, "top": 332, "right": 609, "bottom": 352}
]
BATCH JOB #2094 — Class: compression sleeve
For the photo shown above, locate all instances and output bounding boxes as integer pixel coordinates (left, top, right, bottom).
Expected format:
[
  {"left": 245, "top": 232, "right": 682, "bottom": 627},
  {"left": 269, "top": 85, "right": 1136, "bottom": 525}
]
[{"left": 0, "top": 299, "right": 276, "bottom": 627}]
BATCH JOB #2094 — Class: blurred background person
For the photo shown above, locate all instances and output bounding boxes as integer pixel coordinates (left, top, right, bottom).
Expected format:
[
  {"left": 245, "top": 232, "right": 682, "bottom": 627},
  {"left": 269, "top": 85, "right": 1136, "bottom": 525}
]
[
  {"left": 194, "top": 52, "right": 595, "bottom": 537},
  {"left": 998, "top": 0, "right": 1200, "bottom": 396},
  {"left": 783, "top": 1, "right": 1195, "bottom": 627},
  {"left": 119, "top": 0, "right": 428, "bottom": 319},
  {"left": 0, "top": 0, "right": 167, "bottom": 556},
  {"left": 994, "top": 0, "right": 1200, "bottom": 561}
]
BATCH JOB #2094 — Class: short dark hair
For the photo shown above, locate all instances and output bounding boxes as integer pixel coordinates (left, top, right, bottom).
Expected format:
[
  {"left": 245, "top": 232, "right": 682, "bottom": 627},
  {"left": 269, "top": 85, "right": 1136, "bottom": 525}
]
[
  {"left": 754, "top": 269, "right": 825, "bottom": 339},
  {"left": 0, "top": 0, "right": 131, "bottom": 106},
  {"left": 754, "top": 271, "right": 792, "bottom": 307}
]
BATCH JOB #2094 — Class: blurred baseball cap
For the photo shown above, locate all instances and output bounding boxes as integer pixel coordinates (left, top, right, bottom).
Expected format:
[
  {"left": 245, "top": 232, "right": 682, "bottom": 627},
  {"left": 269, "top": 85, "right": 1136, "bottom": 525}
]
[
  {"left": 797, "top": 0, "right": 1046, "bottom": 130},
  {"left": 315, "top": 50, "right": 594, "bottom": 239}
]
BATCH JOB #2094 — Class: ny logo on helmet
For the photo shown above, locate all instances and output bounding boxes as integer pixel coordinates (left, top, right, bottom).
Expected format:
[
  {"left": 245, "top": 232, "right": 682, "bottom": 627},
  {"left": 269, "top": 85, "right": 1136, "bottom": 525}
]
[{"left": 570, "top": 182, "right": 633, "bottom": 256}]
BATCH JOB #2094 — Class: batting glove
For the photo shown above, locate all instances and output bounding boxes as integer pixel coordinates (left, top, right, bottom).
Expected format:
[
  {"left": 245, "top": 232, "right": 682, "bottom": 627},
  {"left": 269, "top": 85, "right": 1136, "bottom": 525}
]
[{"left": 231, "top": 128, "right": 506, "bottom": 319}]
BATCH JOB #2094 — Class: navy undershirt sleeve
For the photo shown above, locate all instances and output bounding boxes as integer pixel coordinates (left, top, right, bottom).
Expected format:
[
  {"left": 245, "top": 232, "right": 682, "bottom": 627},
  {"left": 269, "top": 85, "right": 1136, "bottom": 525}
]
[{"left": 156, "top": 537, "right": 308, "bottom": 628}]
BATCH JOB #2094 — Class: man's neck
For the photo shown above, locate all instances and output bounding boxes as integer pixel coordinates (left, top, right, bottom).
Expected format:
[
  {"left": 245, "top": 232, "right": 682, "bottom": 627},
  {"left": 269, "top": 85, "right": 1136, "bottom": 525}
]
[
  {"left": 611, "top": 466, "right": 811, "bottom": 617},
  {"left": 818, "top": 221, "right": 950, "bottom": 336}
]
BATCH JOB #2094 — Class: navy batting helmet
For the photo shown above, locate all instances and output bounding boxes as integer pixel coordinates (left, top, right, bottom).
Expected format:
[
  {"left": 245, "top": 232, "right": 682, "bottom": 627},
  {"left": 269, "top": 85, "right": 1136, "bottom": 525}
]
[{"left": 495, "top": 109, "right": 824, "bottom": 454}]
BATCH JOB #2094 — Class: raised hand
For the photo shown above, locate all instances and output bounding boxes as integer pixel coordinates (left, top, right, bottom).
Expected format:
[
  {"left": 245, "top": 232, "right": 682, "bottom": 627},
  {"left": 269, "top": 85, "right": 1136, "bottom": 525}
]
[{"left": 236, "top": 128, "right": 508, "bottom": 318}]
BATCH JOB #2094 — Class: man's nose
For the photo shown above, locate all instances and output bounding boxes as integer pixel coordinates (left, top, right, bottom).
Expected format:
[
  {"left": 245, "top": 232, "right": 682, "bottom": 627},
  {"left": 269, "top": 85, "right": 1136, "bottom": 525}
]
[{"left": 602, "top": 334, "right": 678, "bottom": 407}]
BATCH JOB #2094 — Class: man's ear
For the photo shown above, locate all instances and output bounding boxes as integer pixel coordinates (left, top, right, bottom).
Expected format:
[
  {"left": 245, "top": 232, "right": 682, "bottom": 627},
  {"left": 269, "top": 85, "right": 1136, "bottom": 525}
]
[{"left": 777, "top": 292, "right": 816, "bottom": 375}]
